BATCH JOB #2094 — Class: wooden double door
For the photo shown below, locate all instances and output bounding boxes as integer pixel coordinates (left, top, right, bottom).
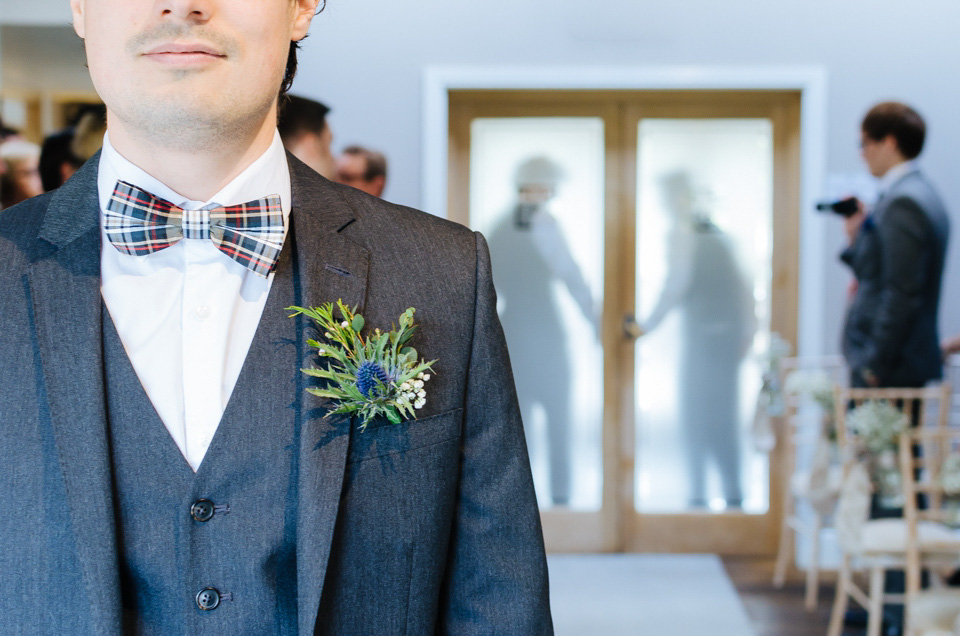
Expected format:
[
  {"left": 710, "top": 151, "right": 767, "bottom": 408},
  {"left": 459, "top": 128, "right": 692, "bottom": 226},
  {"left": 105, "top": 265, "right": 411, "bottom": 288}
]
[{"left": 448, "top": 89, "right": 800, "bottom": 554}]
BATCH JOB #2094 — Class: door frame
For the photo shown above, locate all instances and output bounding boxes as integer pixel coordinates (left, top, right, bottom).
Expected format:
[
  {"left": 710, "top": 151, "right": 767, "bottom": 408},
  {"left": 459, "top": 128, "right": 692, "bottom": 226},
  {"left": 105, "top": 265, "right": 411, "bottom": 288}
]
[
  {"left": 429, "top": 67, "right": 829, "bottom": 554},
  {"left": 423, "top": 66, "right": 830, "bottom": 359},
  {"left": 446, "top": 90, "right": 802, "bottom": 554}
]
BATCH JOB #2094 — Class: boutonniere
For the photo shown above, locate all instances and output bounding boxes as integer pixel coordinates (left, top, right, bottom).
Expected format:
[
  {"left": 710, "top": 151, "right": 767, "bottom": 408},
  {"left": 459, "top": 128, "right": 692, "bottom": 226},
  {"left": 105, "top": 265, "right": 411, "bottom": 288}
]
[{"left": 287, "top": 300, "right": 436, "bottom": 430}]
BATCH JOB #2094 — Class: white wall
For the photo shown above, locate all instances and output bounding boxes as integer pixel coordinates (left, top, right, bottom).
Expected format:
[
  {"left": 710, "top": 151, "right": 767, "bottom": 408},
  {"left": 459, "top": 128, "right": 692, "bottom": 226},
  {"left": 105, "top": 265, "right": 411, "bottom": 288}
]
[
  {"left": 0, "top": 0, "right": 72, "bottom": 25},
  {"left": 3, "top": 0, "right": 960, "bottom": 354}
]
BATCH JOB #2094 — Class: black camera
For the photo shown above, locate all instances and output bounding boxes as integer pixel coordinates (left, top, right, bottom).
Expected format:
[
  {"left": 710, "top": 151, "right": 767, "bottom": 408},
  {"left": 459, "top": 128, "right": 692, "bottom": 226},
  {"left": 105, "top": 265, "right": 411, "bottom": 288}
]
[{"left": 816, "top": 197, "right": 860, "bottom": 217}]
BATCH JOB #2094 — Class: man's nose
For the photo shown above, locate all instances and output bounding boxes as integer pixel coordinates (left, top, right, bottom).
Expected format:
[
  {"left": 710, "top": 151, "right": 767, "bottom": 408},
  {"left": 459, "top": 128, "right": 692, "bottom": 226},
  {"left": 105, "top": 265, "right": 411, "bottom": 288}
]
[{"left": 156, "top": 0, "right": 213, "bottom": 23}]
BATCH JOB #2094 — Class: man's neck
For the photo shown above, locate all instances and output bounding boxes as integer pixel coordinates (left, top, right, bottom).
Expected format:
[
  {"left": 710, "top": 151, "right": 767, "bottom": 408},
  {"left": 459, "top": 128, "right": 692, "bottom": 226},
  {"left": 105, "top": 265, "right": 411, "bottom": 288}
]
[
  {"left": 105, "top": 110, "right": 279, "bottom": 202},
  {"left": 878, "top": 159, "right": 913, "bottom": 190}
]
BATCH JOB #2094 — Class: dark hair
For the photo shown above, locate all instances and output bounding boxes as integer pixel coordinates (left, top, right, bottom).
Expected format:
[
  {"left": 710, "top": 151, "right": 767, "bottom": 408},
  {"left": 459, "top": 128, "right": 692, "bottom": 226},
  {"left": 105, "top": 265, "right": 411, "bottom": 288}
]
[
  {"left": 343, "top": 145, "right": 387, "bottom": 181},
  {"left": 280, "top": 0, "right": 326, "bottom": 96},
  {"left": 278, "top": 95, "right": 331, "bottom": 142},
  {"left": 39, "top": 131, "right": 81, "bottom": 192},
  {"left": 861, "top": 101, "right": 926, "bottom": 159}
]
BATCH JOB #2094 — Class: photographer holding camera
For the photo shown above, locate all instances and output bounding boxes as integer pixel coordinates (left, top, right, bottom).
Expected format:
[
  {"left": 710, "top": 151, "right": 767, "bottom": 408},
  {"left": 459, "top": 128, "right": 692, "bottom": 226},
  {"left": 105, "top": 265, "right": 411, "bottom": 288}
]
[{"left": 838, "top": 101, "right": 950, "bottom": 389}]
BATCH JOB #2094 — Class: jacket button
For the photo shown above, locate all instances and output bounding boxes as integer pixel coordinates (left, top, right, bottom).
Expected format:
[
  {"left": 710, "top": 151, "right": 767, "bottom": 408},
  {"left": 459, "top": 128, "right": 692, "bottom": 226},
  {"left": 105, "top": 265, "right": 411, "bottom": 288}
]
[
  {"left": 191, "top": 499, "right": 215, "bottom": 522},
  {"left": 196, "top": 587, "right": 221, "bottom": 611}
]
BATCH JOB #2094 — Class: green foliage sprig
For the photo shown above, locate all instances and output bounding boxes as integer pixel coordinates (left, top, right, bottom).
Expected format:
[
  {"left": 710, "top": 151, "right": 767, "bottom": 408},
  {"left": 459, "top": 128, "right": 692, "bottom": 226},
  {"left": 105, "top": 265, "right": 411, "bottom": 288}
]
[{"left": 287, "top": 300, "right": 436, "bottom": 430}]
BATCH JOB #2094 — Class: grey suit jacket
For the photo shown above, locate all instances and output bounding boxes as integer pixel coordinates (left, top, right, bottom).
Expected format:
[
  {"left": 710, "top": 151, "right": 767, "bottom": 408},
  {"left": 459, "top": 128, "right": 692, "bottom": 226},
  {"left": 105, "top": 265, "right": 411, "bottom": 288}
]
[
  {"left": 0, "top": 154, "right": 553, "bottom": 635},
  {"left": 841, "top": 168, "right": 950, "bottom": 387}
]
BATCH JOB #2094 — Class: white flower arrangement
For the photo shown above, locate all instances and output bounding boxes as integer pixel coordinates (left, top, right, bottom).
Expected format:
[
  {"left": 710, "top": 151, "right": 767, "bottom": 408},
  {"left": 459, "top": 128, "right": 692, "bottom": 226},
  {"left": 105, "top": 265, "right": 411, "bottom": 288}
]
[
  {"left": 845, "top": 400, "right": 910, "bottom": 507},
  {"left": 757, "top": 332, "right": 792, "bottom": 418},
  {"left": 846, "top": 400, "right": 909, "bottom": 456},
  {"left": 940, "top": 453, "right": 960, "bottom": 496},
  {"left": 761, "top": 332, "right": 792, "bottom": 369},
  {"left": 783, "top": 369, "right": 835, "bottom": 412}
]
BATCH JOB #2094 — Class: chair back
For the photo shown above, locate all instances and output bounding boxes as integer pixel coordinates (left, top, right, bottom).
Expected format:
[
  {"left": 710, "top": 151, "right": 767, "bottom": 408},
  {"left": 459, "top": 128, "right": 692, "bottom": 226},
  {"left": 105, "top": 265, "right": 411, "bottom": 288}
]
[
  {"left": 832, "top": 384, "right": 952, "bottom": 557},
  {"left": 899, "top": 423, "right": 960, "bottom": 599},
  {"left": 833, "top": 384, "right": 952, "bottom": 453},
  {"left": 778, "top": 356, "right": 847, "bottom": 504}
]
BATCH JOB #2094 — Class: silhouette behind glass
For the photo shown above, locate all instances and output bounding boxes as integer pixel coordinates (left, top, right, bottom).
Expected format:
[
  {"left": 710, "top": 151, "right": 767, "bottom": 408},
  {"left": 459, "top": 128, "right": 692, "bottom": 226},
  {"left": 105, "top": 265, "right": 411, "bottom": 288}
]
[
  {"left": 640, "top": 171, "right": 756, "bottom": 508},
  {"left": 488, "top": 156, "right": 596, "bottom": 506}
]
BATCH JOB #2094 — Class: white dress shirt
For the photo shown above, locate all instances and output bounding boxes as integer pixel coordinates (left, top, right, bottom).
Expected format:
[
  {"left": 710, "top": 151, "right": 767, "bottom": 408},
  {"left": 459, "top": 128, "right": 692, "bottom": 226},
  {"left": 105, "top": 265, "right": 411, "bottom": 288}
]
[
  {"left": 98, "top": 132, "right": 292, "bottom": 471},
  {"left": 877, "top": 159, "right": 917, "bottom": 196}
]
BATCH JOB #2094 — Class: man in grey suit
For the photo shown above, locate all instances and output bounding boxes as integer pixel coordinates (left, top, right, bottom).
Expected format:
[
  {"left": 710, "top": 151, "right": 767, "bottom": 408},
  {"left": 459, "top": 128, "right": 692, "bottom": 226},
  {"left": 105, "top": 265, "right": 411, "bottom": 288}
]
[
  {"left": 0, "top": 0, "right": 552, "bottom": 634},
  {"left": 841, "top": 101, "right": 950, "bottom": 389}
]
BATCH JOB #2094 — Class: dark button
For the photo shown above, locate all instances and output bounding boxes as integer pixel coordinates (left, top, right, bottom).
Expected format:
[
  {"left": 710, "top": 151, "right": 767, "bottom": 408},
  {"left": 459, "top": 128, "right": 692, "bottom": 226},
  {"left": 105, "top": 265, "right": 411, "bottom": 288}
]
[
  {"left": 196, "top": 587, "right": 220, "bottom": 611},
  {"left": 191, "top": 499, "right": 215, "bottom": 522}
]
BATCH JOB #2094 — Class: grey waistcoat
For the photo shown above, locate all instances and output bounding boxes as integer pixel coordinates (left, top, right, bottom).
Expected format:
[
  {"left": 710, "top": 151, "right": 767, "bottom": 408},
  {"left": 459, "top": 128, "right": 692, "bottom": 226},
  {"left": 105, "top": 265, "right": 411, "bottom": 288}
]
[{"left": 103, "top": 245, "right": 302, "bottom": 636}]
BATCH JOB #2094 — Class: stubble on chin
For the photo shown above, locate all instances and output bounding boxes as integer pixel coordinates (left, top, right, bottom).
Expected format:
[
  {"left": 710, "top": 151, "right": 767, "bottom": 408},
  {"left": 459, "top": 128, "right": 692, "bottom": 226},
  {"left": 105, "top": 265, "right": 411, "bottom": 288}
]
[
  {"left": 122, "top": 92, "right": 274, "bottom": 153},
  {"left": 110, "top": 23, "right": 275, "bottom": 152}
]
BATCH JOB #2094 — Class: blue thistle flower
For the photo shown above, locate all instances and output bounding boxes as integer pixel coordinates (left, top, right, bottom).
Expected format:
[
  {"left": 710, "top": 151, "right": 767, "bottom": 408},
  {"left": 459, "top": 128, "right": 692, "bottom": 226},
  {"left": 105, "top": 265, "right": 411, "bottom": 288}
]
[{"left": 356, "top": 361, "right": 390, "bottom": 397}]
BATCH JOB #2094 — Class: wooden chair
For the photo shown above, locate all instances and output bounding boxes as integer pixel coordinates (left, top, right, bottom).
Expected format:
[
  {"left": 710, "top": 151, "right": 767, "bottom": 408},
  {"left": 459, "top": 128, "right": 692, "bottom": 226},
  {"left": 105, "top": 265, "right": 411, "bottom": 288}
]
[
  {"left": 900, "top": 426, "right": 960, "bottom": 636},
  {"left": 771, "top": 355, "right": 846, "bottom": 610},
  {"left": 826, "top": 383, "right": 953, "bottom": 636}
]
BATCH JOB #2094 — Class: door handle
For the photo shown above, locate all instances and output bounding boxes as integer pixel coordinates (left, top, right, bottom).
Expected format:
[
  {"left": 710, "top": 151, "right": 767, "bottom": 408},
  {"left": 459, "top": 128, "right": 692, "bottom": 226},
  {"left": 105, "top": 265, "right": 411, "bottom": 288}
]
[{"left": 623, "top": 313, "right": 644, "bottom": 341}]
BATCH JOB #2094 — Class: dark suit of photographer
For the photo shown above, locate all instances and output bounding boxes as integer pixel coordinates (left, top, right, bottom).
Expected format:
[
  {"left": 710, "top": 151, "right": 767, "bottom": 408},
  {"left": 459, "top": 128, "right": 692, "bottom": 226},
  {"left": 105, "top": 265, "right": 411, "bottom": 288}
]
[
  {"left": 841, "top": 102, "right": 950, "bottom": 389},
  {"left": 838, "top": 102, "right": 950, "bottom": 636}
]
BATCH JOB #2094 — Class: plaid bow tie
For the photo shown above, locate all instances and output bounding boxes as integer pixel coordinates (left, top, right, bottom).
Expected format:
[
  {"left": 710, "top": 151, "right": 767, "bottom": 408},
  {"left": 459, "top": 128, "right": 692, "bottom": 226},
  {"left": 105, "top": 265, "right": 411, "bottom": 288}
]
[{"left": 104, "top": 180, "right": 285, "bottom": 276}]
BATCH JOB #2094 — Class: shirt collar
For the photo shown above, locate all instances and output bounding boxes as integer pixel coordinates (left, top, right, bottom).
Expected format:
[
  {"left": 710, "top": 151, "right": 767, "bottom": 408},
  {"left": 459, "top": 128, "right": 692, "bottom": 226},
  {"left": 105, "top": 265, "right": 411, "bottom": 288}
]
[
  {"left": 97, "top": 130, "right": 292, "bottom": 222},
  {"left": 877, "top": 159, "right": 917, "bottom": 194}
]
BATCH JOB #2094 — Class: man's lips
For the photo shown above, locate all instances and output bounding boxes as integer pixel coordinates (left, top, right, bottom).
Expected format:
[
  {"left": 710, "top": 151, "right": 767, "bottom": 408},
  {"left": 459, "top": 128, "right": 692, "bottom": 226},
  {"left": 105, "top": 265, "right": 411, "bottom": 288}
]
[{"left": 142, "top": 42, "right": 226, "bottom": 63}]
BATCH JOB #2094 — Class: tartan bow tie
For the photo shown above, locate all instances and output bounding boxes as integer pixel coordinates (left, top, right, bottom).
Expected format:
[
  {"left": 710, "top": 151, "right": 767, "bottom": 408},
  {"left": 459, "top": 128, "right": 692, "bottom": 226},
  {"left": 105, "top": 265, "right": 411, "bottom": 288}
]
[{"left": 104, "top": 180, "right": 285, "bottom": 276}]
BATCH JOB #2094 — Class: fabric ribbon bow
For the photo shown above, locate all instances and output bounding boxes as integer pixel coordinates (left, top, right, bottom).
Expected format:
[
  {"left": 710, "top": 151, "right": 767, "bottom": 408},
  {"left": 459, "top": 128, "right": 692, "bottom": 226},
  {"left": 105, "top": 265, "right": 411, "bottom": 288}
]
[{"left": 104, "top": 180, "right": 284, "bottom": 276}]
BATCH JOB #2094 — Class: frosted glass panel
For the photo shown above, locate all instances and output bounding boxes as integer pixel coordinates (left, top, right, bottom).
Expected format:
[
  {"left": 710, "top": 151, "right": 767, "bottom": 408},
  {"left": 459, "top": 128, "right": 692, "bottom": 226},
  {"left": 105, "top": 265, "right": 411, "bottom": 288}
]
[
  {"left": 470, "top": 118, "right": 604, "bottom": 511},
  {"left": 634, "top": 119, "right": 772, "bottom": 514}
]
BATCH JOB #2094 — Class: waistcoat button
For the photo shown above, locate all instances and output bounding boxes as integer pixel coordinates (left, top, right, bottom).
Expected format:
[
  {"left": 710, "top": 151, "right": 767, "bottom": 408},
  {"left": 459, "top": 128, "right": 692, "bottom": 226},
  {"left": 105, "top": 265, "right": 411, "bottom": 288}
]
[
  {"left": 191, "top": 499, "right": 215, "bottom": 522},
  {"left": 196, "top": 587, "right": 221, "bottom": 611}
]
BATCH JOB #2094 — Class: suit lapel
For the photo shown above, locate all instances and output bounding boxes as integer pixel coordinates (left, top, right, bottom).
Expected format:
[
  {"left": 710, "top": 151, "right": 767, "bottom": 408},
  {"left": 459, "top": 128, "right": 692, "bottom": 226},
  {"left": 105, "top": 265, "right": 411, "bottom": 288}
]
[
  {"left": 28, "top": 155, "right": 123, "bottom": 636},
  {"left": 287, "top": 157, "right": 371, "bottom": 634}
]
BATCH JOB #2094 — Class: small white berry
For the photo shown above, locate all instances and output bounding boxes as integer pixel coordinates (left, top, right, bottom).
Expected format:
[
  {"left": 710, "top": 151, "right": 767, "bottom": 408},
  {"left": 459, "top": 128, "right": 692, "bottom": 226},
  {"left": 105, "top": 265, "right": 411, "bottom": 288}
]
[
  {"left": 414, "top": 398, "right": 426, "bottom": 409},
  {"left": 417, "top": 389, "right": 426, "bottom": 399},
  {"left": 422, "top": 373, "right": 431, "bottom": 381},
  {"left": 413, "top": 380, "right": 424, "bottom": 389},
  {"left": 341, "top": 321, "right": 349, "bottom": 328}
]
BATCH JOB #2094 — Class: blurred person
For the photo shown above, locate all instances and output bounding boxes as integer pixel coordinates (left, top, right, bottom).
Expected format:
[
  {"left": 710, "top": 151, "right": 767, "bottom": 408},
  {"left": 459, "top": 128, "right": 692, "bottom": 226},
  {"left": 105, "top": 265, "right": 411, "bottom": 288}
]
[
  {"left": 840, "top": 102, "right": 949, "bottom": 389},
  {"left": 336, "top": 145, "right": 386, "bottom": 197},
  {"left": 637, "top": 171, "right": 756, "bottom": 508},
  {"left": 0, "top": 121, "right": 20, "bottom": 143},
  {"left": 277, "top": 94, "right": 335, "bottom": 178},
  {"left": 0, "top": 139, "right": 43, "bottom": 208},
  {"left": 39, "top": 130, "right": 81, "bottom": 192},
  {"left": 71, "top": 107, "right": 107, "bottom": 163},
  {"left": 0, "top": 120, "right": 21, "bottom": 184},
  {"left": 839, "top": 101, "right": 950, "bottom": 636},
  {"left": 488, "top": 156, "right": 597, "bottom": 506},
  {"left": 39, "top": 106, "right": 107, "bottom": 191}
]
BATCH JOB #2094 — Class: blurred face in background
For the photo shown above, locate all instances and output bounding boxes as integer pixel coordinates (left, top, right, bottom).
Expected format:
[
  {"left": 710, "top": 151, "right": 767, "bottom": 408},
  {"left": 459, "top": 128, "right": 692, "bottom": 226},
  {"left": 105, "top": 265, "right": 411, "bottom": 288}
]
[
  {"left": 0, "top": 142, "right": 43, "bottom": 207},
  {"left": 860, "top": 132, "right": 903, "bottom": 178},
  {"left": 288, "top": 125, "right": 335, "bottom": 179},
  {"left": 336, "top": 153, "right": 385, "bottom": 197}
]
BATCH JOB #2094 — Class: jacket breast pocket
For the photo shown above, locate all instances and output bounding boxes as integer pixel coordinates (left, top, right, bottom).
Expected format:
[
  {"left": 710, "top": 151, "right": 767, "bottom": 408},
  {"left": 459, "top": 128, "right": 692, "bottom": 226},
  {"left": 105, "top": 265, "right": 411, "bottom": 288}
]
[{"left": 345, "top": 407, "right": 463, "bottom": 466}]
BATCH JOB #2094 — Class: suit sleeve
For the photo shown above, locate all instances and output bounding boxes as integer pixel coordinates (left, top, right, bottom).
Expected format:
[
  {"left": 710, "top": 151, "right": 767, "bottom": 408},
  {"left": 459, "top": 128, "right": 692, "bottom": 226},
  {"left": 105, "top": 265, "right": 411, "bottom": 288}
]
[
  {"left": 438, "top": 232, "right": 553, "bottom": 635},
  {"left": 868, "top": 197, "right": 931, "bottom": 381}
]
